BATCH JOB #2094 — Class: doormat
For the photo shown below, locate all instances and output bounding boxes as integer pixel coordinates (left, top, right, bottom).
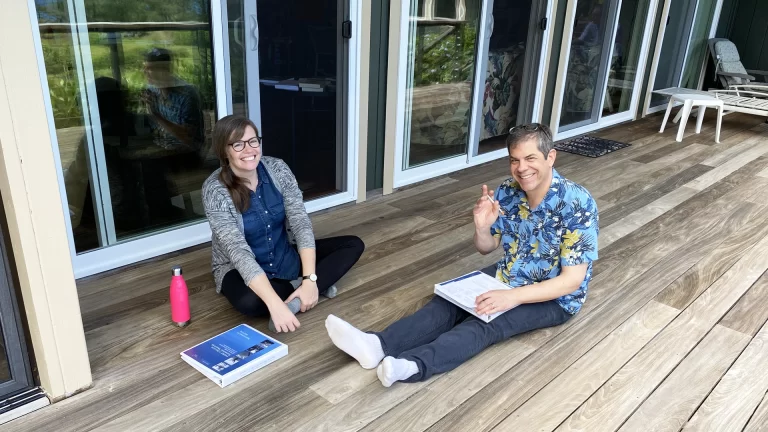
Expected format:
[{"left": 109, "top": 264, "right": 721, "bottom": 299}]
[{"left": 555, "top": 135, "right": 631, "bottom": 158}]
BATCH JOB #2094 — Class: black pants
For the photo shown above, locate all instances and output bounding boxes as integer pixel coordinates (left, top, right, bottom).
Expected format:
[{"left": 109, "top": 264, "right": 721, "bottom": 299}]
[
  {"left": 372, "top": 264, "right": 572, "bottom": 382},
  {"left": 221, "top": 236, "right": 365, "bottom": 317}
]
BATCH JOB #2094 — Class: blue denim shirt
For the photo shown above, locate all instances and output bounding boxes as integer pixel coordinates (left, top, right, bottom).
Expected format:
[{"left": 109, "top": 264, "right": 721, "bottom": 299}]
[
  {"left": 242, "top": 163, "right": 300, "bottom": 280},
  {"left": 491, "top": 169, "right": 599, "bottom": 314}
]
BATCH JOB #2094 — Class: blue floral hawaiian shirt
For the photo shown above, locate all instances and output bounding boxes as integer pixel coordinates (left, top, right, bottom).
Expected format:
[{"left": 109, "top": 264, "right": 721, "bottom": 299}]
[{"left": 491, "top": 168, "right": 599, "bottom": 314}]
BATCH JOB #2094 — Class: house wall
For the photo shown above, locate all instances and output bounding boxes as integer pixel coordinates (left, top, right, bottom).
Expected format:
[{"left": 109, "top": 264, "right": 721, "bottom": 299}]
[
  {"left": 724, "top": 0, "right": 768, "bottom": 71},
  {"left": 0, "top": 0, "right": 92, "bottom": 401}
]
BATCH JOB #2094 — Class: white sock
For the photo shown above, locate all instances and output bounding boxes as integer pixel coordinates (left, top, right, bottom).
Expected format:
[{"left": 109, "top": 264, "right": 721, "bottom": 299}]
[
  {"left": 325, "top": 314, "right": 385, "bottom": 369},
  {"left": 377, "top": 356, "right": 418, "bottom": 387}
]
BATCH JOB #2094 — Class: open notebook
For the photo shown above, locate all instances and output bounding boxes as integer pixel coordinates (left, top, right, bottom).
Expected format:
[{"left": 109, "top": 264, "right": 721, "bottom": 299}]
[{"left": 434, "top": 270, "right": 513, "bottom": 323}]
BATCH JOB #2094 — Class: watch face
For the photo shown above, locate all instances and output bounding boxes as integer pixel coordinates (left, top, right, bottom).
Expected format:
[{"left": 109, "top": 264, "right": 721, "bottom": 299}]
[{"left": 310, "top": 274, "right": 318, "bottom": 282}]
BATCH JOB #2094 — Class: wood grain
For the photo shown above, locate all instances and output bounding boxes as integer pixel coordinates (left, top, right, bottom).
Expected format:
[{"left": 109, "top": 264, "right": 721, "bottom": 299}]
[
  {"left": 758, "top": 166, "right": 768, "bottom": 178},
  {"left": 425, "top": 200, "right": 754, "bottom": 432},
  {"left": 7, "top": 116, "right": 768, "bottom": 432},
  {"left": 618, "top": 325, "right": 751, "bottom": 432},
  {"left": 700, "top": 133, "right": 767, "bottom": 167},
  {"left": 495, "top": 301, "right": 679, "bottom": 432},
  {"left": 597, "top": 163, "right": 713, "bottom": 227},
  {"left": 719, "top": 271, "right": 768, "bottom": 336},
  {"left": 580, "top": 142, "right": 710, "bottom": 198},
  {"left": 310, "top": 363, "right": 378, "bottom": 405},
  {"left": 593, "top": 155, "right": 768, "bottom": 279},
  {"left": 600, "top": 144, "right": 711, "bottom": 205},
  {"left": 656, "top": 208, "right": 768, "bottom": 310},
  {"left": 683, "top": 320, "right": 768, "bottom": 431},
  {"left": 744, "top": 391, "right": 768, "bottom": 432},
  {"left": 554, "top": 232, "right": 768, "bottom": 432},
  {"left": 684, "top": 141, "right": 768, "bottom": 191},
  {"left": 363, "top": 340, "right": 536, "bottom": 432},
  {"left": 599, "top": 186, "right": 700, "bottom": 248}
]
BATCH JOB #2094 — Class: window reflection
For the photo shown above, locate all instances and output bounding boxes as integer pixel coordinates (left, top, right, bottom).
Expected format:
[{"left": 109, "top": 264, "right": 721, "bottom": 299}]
[{"left": 36, "top": 0, "right": 216, "bottom": 253}]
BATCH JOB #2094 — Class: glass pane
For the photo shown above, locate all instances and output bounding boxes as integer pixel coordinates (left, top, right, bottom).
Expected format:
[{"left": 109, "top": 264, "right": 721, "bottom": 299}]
[
  {"left": 35, "top": 0, "right": 217, "bottom": 253},
  {"left": 560, "top": 1, "right": 612, "bottom": 128},
  {"left": 680, "top": 0, "right": 717, "bottom": 89},
  {"left": 478, "top": 1, "right": 533, "bottom": 155},
  {"left": 403, "top": 0, "right": 482, "bottom": 168},
  {"left": 0, "top": 320, "right": 10, "bottom": 383},
  {"left": 601, "top": 0, "right": 650, "bottom": 116},
  {"left": 650, "top": 0, "right": 696, "bottom": 107},
  {"left": 227, "top": 1, "right": 249, "bottom": 118},
  {"left": 255, "top": 0, "right": 346, "bottom": 200},
  {"left": 36, "top": 2, "right": 96, "bottom": 251}
]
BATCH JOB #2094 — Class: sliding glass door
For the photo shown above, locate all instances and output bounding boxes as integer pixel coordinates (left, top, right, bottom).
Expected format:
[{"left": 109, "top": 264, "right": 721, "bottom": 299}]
[
  {"left": 470, "top": 0, "right": 548, "bottom": 157},
  {"left": 393, "top": 0, "right": 549, "bottom": 187},
  {"left": 33, "top": 0, "right": 357, "bottom": 277},
  {"left": 556, "top": 0, "right": 655, "bottom": 136},
  {"left": 35, "top": 0, "right": 217, "bottom": 254},
  {"left": 401, "top": 0, "right": 484, "bottom": 171},
  {"left": 649, "top": 0, "right": 719, "bottom": 110},
  {"left": 223, "top": 0, "right": 350, "bottom": 201}
]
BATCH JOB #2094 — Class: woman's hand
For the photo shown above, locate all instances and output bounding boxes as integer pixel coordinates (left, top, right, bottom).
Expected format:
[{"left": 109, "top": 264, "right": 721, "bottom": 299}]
[
  {"left": 267, "top": 301, "right": 301, "bottom": 333},
  {"left": 287, "top": 280, "right": 319, "bottom": 312},
  {"left": 475, "top": 290, "right": 520, "bottom": 316}
]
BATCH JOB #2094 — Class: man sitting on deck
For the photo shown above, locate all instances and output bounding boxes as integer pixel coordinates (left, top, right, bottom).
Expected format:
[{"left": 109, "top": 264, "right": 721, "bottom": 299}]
[{"left": 325, "top": 123, "right": 599, "bottom": 387}]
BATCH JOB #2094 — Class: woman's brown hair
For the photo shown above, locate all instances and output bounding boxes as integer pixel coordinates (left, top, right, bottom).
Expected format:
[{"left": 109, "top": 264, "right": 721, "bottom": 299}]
[{"left": 212, "top": 114, "right": 260, "bottom": 213}]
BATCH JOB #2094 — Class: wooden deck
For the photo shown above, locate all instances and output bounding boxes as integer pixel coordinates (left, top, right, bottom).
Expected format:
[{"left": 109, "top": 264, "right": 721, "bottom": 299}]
[{"left": 8, "top": 111, "right": 768, "bottom": 431}]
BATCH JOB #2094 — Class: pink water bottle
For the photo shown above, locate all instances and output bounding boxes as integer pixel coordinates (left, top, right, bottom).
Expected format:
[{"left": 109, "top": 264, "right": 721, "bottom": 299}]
[{"left": 170, "top": 266, "right": 190, "bottom": 327}]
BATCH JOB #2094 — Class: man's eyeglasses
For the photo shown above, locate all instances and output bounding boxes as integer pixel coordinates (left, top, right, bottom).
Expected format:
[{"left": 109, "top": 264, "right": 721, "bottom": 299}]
[
  {"left": 229, "top": 137, "right": 261, "bottom": 152},
  {"left": 510, "top": 124, "right": 541, "bottom": 133}
]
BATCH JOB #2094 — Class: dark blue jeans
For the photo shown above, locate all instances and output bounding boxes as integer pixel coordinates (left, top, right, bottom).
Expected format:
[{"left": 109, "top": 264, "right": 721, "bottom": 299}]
[{"left": 373, "top": 266, "right": 572, "bottom": 382}]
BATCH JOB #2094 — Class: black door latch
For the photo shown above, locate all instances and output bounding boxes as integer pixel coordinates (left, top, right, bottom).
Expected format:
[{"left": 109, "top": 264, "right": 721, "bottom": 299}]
[{"left": 342, "top": 20, "right": 352, "bottom": 39}]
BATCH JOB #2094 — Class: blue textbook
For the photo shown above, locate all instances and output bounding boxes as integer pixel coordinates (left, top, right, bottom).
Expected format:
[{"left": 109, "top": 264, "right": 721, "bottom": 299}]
[{"left": 180, "top": 324, "right": 288, "bottom": 387}]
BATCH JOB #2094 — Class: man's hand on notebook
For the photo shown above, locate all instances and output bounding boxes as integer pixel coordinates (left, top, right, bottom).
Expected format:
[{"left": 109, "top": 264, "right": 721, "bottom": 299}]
[{"left": 475, "top": 289, "right": 520, "bottom": 316}]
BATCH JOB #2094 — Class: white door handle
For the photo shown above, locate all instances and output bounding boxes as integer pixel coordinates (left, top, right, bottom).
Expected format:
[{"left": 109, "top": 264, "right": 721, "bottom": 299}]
[{"left": 250, "top": 14, "right": 258, "bottom": 51}]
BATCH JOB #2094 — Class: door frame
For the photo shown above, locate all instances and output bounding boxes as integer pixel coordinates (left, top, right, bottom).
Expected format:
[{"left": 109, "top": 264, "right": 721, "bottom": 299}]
[
  {"left": 550, "top": 0, "right": 660, "bottom": 141},
  {"left": 0, "top": 193, "right": 35, "bottom": 399},
  {"left": 38, "top": 0, "right": 363, "bottom": 278},
  {"left": 641, "top": 0, "right": 724, "bottom": 117},
  {"left": 392, "top": 0, "right": 553, "bottom": 189}
]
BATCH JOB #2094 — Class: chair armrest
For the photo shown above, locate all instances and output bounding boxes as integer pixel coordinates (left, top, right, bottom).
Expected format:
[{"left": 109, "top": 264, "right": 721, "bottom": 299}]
[
  {"left": 746, "top": 69, "right": 768, "bottom": 80},
  {"left": 710, "top": 89, "right": 768, "bottom": 99},
  {"left": 718, "top": 71, "right": 756, "bottom": 80}
]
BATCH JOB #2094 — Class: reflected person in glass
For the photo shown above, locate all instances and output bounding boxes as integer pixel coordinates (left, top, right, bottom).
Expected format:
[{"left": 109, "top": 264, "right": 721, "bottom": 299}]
[
  {"left": 141, "top": 47, "right": 204, "bottom": 155},
  {"left": 202, "top": 115, "right": 365, "bottom": 333}
]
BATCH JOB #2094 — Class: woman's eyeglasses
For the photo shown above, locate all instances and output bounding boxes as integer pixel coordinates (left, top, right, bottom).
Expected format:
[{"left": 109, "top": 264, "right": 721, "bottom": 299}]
[{"left": 229, "top": 137, "right": 261, "bottom": 152}]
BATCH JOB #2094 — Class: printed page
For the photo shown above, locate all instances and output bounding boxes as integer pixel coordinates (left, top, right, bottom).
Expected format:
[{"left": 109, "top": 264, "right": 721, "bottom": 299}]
[{"left": 438, "top": 272, "right": 510, "bottom": 308}]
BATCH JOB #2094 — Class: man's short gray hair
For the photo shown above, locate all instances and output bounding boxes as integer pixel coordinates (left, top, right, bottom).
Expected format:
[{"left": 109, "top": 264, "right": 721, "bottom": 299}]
[{"left": 506, "top": 123, "right": 554, "bottom": 158}]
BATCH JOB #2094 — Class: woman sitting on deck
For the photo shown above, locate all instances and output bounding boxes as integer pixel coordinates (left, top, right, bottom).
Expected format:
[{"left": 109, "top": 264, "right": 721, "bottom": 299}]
[{"left": 202, "top": 115, "right": 364, "bottom": 333}]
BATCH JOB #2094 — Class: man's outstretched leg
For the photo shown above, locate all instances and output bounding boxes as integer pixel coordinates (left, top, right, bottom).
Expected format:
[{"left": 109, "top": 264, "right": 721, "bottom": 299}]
[
  {"left": 326, "top": 297, "right": 469, "bottom": 374},
  {"left": 390, "top": 300, "right": 571, "bottom": 384}
]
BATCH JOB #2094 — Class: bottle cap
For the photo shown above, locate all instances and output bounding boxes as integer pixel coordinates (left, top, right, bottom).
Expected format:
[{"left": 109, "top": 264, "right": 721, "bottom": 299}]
[{"left": 172, "top": 266, "right": 182, "bottom": 276}]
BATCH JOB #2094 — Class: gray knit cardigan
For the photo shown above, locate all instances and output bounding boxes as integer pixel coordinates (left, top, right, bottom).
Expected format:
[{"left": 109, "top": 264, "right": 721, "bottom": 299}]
[{"left": 202, "top": 156, "right": 315, "bottom": 293}]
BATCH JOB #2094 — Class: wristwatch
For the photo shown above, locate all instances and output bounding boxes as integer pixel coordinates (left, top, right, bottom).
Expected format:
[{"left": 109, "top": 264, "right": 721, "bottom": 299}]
[{"left": 302, "top": 273, "right": 318, "bottom": 282}]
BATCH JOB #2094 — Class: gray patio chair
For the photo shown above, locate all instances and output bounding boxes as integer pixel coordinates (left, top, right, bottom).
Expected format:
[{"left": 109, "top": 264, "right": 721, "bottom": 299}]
[{"left": 708, "top": 38, "right": 768, "bottom": 94}]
